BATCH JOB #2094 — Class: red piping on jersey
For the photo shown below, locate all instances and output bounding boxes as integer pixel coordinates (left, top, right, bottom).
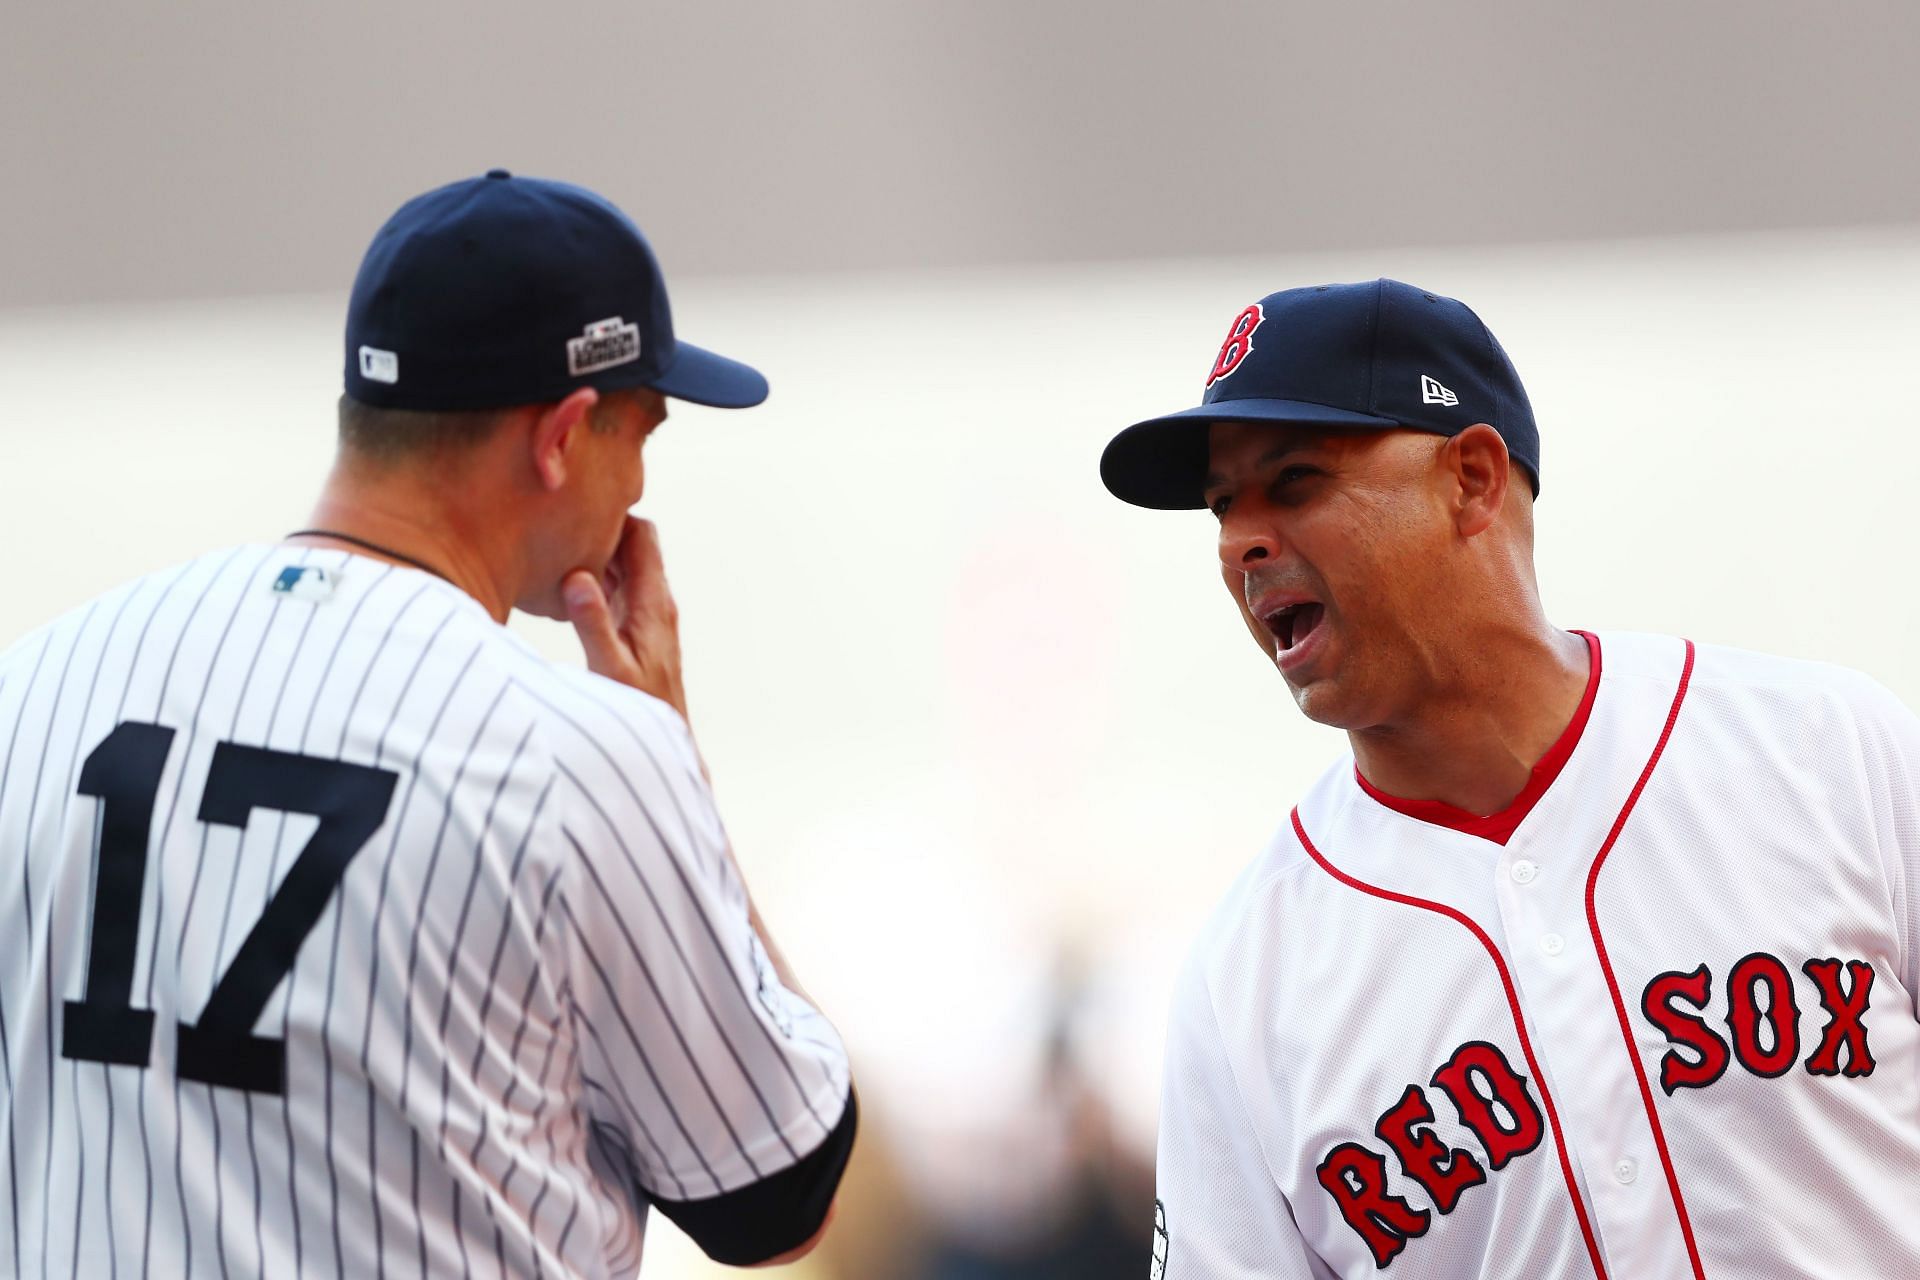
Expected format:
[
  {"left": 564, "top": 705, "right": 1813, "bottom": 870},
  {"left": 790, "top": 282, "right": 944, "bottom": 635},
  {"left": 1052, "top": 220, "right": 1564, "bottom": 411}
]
[
  {"left": 1291, "top": 810, "right": 1610, "bottom": 1280},
  {"left": 1583, "top": 638, "right": 1705, "bottom": 1280},
  {"left": 1355, "top": 631, "right": 1603, "bottom": 845}
]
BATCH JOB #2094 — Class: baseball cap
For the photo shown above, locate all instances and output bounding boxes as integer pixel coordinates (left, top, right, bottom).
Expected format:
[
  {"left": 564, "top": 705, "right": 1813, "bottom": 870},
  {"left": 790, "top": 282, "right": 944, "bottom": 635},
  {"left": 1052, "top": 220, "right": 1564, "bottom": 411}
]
[
  {"left": 1100, "top": 278, "right": 1538, "bottom": 509},
  {"left": 344, "top": 169, "right": 767, "bottom": 412}
]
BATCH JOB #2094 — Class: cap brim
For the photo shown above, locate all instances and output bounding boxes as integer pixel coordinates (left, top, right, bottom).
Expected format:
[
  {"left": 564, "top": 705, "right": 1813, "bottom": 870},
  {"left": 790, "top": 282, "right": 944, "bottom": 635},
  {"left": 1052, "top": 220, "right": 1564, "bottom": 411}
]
[
  {"left": 645, "top": 340, "right": 769, "bottom": 409},
  {"left": 1100, "top": 398, "right": 1400, "bottom": 510}
]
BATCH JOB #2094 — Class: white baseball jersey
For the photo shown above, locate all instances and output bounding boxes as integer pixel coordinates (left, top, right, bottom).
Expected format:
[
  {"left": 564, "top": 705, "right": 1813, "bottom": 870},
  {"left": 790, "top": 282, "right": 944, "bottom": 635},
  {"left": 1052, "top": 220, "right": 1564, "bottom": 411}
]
[
  {"left": 0, "top": 544, "right": 855, "bottom": 1279},
  {"left": 1155, "top": 630, "right": 1920, "bottom": 1279}
]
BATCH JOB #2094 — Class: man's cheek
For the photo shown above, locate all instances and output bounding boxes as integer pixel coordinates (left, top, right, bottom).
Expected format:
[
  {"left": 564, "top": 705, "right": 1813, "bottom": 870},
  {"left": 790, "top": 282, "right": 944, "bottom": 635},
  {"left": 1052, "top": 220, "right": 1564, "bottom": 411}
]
[
  {"left": 1221, "top": 569, "right": 1254, "bottom": 622},
  {"left": 1220, "top": 568, "right": 1273, "bottom": 656}
]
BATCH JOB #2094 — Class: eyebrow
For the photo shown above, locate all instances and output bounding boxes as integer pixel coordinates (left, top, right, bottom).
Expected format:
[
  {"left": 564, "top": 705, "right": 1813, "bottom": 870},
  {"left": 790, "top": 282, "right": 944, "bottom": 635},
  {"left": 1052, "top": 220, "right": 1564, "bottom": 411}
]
[{"left": 1202, "top": 442, "right": 1312, "bottom": 492}]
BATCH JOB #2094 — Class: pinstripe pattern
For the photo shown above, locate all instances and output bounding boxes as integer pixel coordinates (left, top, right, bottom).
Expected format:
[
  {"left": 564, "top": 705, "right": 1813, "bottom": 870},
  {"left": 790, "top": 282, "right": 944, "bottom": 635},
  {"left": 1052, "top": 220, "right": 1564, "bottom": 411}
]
[
  {"left": 17, "top": 606, "right": 101, "bottom": 1280},
  {"left": 317, "top": 583, "right": 446, "bottom": 1276},
  {"left": 1, "top": 625, "right": 56, "bottom": 1280},
  {"left": 130, "top": 548, "right": 259, "bottom": 1280},
  {"left": 519, "top": 680, "right": 843, "bottom": 1118},
  {"left": 354, "top": 637, "right": 486, "bottom": 1280},
  {"left": 0, "top": 544, "right": 851, "bottom": 1277},
  {"left": 261, "top": 557, "right": 398, "bottom": 1280},
  {"left": 146, "top": 546, "right": 282, "bottom": 1280},
  {"left": 50, "top": 573, "right": 174, "bottom": 1280}
]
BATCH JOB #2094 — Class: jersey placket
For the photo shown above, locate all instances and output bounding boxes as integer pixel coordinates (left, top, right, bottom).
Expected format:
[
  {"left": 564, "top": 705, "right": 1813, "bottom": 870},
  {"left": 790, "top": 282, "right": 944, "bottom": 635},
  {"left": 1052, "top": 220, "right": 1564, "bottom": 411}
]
[
  {"left": 1494, "top": 638, "right": 1700, "bottom": 1280},
  {"left": 1494, "top": 837, "right": 1678, "bottom": 1277},
  {"left": 1294, "top": 792, "right": 1613, "bottom": 1277}
]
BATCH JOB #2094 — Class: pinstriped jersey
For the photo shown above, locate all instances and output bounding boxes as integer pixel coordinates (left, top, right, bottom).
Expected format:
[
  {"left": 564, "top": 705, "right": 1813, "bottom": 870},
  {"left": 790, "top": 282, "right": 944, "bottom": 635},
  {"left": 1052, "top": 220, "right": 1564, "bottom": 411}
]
[
  {"left": 1154, "top": 632, "right": 1920, "bottom": 1279},
  {"left": 0, "top": 544, "right": 852, "bottom": 1278}
]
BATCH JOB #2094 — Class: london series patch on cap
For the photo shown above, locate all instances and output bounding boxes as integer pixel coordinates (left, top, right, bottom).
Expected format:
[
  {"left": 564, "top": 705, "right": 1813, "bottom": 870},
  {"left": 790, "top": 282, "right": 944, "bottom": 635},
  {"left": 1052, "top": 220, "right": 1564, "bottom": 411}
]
[{"left": 567, "top": 317, "right": 641, "bottom": 376}]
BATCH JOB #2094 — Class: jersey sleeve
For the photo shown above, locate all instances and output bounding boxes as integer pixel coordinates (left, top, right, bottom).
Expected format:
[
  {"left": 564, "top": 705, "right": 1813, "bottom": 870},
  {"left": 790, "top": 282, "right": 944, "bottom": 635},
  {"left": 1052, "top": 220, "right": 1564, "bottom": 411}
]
[
  {"left": 549, "top": 683, "right": 853, "bottom": 1265},
  {"left": 1849, "top": 674, "right": 1920, "bottom": 1020},
  {"left": 1156, "top": 954, "right": 1327, "bottom": 1280}
]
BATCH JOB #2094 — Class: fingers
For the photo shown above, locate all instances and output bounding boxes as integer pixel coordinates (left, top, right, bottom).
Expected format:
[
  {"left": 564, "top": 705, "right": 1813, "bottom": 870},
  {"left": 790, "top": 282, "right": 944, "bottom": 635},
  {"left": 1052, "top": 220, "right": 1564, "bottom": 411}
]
[
  {"left": 563, "top": 570, "right": 629, "bottom": 680},
  {"left": 620, "top": 518, "right": 677, "bottom": 623},
  {"left": 569, "top": 519, "right": 689, "bottom": 718},
  {"left": 608, "top": 514, "right": 653, "bottom": 584}
]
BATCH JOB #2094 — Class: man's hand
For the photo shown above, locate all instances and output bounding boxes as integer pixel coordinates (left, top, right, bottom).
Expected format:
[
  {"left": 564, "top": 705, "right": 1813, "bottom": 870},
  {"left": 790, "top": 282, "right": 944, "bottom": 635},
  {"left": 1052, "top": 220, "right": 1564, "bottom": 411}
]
[
  {"left": 567, "top": 521, "right": 826, "bottom": 1048},
  {"left": 563, "top": 516, "right": 690, "bottom": 719}
]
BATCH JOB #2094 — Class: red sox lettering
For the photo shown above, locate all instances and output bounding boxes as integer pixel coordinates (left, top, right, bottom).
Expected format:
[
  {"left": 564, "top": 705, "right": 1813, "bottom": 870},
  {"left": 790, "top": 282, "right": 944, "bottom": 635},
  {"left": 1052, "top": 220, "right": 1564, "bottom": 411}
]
[
  {"left": 1317, "top": 1040, "right": 1544, "bottom": 1269},
  {"left": 1641, "top": 953, "right": 1877, "bottom": 1093},
  {"left": 1322, "top": 954, "right": 1881, "bottom": 1268}
]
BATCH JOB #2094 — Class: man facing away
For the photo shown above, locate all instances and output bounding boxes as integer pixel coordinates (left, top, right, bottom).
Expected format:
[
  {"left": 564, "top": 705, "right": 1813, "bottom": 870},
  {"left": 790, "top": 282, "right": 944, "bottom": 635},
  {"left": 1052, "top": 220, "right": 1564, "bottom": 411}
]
[
  {"left": 1103, "top": 280, "right": 1920, "bottom": 1278},
  {"left": 0, "top": 171, "right": 854, "bottom": 1277}
]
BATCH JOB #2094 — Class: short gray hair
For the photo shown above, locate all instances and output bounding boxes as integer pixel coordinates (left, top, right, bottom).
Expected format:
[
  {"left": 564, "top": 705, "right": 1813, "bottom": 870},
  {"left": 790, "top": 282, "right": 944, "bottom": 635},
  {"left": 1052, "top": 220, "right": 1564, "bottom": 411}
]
[
  {"left": 336, "top": 395, "right": 509, "bottom": 463},
  {"left": 336, "top": 392, "right": 629, "bottom": 464}
]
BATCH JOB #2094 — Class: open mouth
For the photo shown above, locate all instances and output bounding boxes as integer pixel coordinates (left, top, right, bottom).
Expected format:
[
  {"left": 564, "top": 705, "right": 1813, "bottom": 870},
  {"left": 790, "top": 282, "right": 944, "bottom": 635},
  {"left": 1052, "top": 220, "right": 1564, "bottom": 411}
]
[{"left": 1262, "top": 602, "right": 1326, "bottom": 653}]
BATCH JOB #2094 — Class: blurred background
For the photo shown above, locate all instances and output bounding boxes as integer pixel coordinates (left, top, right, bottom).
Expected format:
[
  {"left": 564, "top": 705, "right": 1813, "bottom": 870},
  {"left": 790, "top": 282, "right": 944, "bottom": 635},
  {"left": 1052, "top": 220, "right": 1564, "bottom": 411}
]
[{"left": 5, "top": 3, "right": 1920, "bottom": 1275}]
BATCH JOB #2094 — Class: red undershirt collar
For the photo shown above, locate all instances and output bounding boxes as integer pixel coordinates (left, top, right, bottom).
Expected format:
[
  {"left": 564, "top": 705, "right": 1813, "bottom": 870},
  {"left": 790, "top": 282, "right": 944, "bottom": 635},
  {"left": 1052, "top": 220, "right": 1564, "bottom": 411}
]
[{"left": 1353, "top": 630, "right": 1602, "bottom": 846}]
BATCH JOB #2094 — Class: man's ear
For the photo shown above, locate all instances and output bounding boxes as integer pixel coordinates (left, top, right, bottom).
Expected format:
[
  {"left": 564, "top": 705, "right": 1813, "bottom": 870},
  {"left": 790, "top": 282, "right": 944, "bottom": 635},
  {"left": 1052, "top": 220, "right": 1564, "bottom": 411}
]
[
  {"left": 1447, "top": 423, "right": 1511, "bottom": 538},
  {"left": 530, "top": 388, "right": 601, "bottom": 492}
]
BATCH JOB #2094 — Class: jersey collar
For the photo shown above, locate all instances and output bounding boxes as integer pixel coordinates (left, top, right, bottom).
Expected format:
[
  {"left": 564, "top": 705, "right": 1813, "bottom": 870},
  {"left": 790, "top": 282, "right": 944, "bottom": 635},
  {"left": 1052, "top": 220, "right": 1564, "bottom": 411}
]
[{"left": 1353, "top": 630, "right": 1602, "bottom": 847}]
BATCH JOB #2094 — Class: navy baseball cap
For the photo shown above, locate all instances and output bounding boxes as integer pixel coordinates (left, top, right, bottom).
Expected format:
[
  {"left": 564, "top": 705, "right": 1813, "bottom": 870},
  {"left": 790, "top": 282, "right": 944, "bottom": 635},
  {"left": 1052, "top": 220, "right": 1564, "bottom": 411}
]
[
  {"left": 1100, "top": 278, "right": 1538, "bottom": 509},
  {"left": 344, "top": 170, "right": 766, "bottom": 412}
]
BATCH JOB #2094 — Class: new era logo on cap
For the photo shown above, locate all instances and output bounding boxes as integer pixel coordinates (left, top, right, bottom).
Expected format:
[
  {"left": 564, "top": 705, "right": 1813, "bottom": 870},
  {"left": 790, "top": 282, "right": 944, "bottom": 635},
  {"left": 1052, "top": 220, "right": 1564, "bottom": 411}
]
[
  {"left": 567, "top": 316, "right": 641, "bottom": 377},
  {"left": 1420, "top": 374, "right": 1458, "bottom": 407}
]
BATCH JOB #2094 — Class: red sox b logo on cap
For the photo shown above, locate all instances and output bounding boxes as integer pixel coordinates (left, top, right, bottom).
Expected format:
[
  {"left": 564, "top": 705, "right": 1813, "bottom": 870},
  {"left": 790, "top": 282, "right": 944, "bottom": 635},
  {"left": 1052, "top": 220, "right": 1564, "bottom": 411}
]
[{"left": 1205, "top": 303, "right": 1265, "bottom": 388}]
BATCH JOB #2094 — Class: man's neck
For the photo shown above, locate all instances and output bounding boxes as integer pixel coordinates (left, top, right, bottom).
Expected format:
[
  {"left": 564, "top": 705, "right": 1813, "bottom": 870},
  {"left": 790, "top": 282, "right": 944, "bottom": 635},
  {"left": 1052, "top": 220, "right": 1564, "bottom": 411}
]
[
  {"left": 1349, "top": 623, "right": 1592, "bottom": 817},
  {"left": 295, "top": 470, "right": 517, "bottom": 623}
]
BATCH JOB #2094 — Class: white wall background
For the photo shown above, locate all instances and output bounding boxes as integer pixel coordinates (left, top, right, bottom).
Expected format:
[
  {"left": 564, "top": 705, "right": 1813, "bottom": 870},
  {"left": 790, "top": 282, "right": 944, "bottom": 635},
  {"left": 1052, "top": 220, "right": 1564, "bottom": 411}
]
[
  {"left": 6, "top": 2, "right": 1920, "bottom": 306},
  {"left": 5, "top": 228, "right": 1920, "bottom": 1273}
]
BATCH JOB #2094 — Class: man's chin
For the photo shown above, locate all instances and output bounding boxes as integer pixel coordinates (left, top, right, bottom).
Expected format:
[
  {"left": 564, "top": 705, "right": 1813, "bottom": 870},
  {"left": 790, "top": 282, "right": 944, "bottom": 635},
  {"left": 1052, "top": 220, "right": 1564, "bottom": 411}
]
[
  {"left": 1285, "top": 670, "right": 1361, "bottom": 730},
  {"left": 517, "top": 587, "right": 570, "bottom": 623}
]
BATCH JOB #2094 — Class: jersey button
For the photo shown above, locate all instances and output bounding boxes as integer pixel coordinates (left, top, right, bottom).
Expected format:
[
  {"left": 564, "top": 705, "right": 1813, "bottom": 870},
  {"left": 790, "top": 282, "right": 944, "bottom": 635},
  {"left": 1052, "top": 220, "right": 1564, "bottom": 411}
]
[
  {"left": 1613, "top": 1158, "right": 1638, "bottom": 1185},
  {"left": 1510, "top": 859, "right": 1539, "bottom": 885},
  {"left": 1539, "top": 932, "right": 1566, "bottom": 957}
]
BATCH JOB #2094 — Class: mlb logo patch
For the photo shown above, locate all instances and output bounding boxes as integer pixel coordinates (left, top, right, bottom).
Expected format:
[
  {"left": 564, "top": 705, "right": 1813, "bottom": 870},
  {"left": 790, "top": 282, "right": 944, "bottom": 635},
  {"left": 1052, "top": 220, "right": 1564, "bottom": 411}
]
[
  {"left": 567, "top": 316, "right": 642, "bottom": 376},
  {"left": 270, "top": 565, "right": 336, "bottom": 603},
  {"left": 358, "top": 345, "right": 399, "bottom": 385}
]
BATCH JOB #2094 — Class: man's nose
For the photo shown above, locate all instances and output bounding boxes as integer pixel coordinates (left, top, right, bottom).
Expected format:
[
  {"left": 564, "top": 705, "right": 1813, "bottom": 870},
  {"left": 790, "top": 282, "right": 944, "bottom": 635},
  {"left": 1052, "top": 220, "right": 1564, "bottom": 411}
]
[{"left": 1218, "top": 509, "right": 1282, "bottom": 570}]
